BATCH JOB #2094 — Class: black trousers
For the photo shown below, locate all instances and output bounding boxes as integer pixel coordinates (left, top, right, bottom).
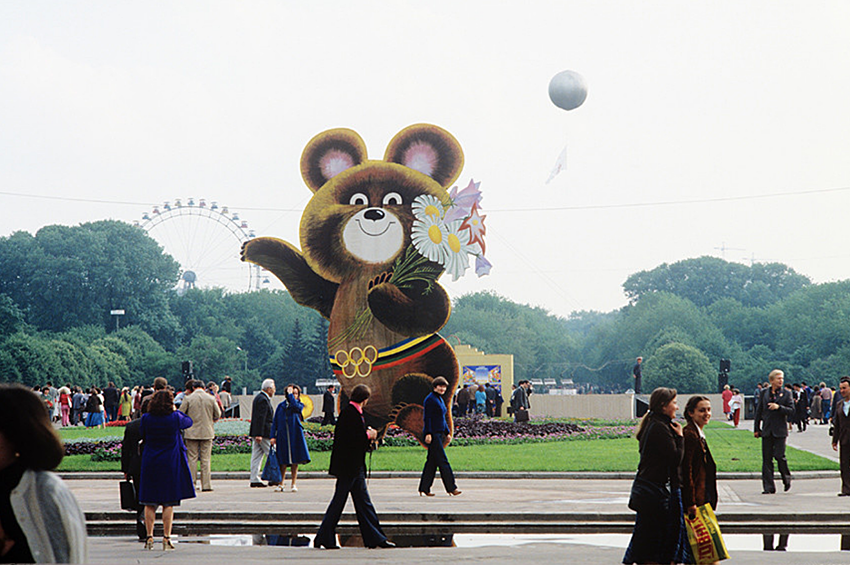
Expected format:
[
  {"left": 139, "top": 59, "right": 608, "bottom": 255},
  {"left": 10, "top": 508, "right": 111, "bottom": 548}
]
[
  {"left": 130, "top": 473, "right": 146, "bottom": 540},
  {"left": 763, "top": 533, "right": 789, "bottom": 550},
  {"left": 315, "top": 468, "right": 387, "bottom": 548},
  {"left": 761, "top": 435, "right": 791, "bottom": 492},
  {"left": 321, "top": 412, "right": 336, "bottom": 426},
  {"left": 840, "top": 442, "right": 850, "bottom": 495},
  {"left": 417, "top": 433, "right": 457, "bottom": 494}
]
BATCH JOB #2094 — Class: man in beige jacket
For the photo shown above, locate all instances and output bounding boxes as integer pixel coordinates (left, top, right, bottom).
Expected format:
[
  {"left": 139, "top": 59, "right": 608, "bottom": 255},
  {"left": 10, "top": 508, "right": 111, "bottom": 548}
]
[{"left": 179, "top": 379, "right": 222, "bottom": 491}]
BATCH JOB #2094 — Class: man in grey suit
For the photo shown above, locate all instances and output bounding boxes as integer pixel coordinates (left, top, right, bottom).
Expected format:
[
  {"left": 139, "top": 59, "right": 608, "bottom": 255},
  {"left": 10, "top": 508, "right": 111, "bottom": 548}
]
[
  {"left": 831, "top": 376, "right": 850, "bottom": 496},
  {"left": 249, "top": 378, "right": 275, "bottom": 487},
  {"left": 754, "top": 369, "right": 794, "bottom": 494}
]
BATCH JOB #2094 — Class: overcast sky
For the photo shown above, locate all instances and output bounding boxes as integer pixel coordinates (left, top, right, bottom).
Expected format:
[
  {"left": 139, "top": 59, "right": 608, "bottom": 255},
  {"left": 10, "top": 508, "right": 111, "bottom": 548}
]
[{"left": 2, "top": 1, "right": 849, "bottom": 318}]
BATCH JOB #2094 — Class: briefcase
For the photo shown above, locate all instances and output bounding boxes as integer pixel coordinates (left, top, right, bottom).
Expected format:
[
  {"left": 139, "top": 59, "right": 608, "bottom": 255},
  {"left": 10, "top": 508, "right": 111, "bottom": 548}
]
[
  {"left": 515, "top": 409, "right": 530, "bottom": 423},
  {"left": 119, "top": 480, "right": 137, "bottom": 511}
]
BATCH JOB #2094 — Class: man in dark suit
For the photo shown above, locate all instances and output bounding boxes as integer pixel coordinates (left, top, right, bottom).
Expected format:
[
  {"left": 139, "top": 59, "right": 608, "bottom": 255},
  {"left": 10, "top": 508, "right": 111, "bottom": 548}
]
[
  {"left": 485, "top": 383, "right": 496, "bottom": 417},
  {"left": 831, "top": 376, "right": 850, "bottom": 496},
  {"left": 322, "top": 385, "right": 336, "bottom": 426},
  {"left": 103, "top": 381, "right": 119, "bottom": 423},
  {"left": 314, "top": 384, "right": 394, "bottom": 550},
  {"left": 754, "top": 369, "right": 795, "bottom": 494},
  {"left": 121, "top": 397, "right": 148, "bottom": 541},
  {"left": 249, "top": 378, "right": 275, "bottom": 487},
  {"left": 632, "top": 357, "right": 643, "bottom": 394},
  {"left": 793, "top": 383, "right": 808, "bottom": 432}
]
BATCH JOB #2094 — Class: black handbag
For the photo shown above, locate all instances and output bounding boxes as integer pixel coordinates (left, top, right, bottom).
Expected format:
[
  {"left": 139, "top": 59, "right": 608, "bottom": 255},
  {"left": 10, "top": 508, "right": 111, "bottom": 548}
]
[
  {"left": 628, "top": 476, "right": 670, "bottom": 513},
  {"left": 515, "top": 409, "right": 529, "bottom": 422},
  {"left": 119, "top": 480, "right": 137, "bottom": 511}
]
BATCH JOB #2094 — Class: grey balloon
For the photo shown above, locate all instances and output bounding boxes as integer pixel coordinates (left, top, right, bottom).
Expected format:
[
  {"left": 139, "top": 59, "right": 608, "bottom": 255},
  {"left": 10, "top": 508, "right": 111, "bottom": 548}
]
[{"left": 548, "top": 70, "right": 588, "bottom": 111}]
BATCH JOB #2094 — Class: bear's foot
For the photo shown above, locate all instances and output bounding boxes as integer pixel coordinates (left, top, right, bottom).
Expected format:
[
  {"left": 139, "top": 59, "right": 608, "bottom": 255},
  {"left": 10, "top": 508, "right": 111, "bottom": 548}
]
[
  {"left": 390, "top": 373, "right": 433, "bottom": 407},
  {"left": 393, "top": 403, "right": 426, "bottom": 446}
]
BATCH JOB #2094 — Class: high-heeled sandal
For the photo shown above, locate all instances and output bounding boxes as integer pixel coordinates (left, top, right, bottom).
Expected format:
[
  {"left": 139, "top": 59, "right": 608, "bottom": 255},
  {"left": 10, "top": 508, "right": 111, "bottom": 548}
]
[
  {"left": 448, "top": 489, "right": 462, "bottom": 496},
  {"left": 419, "top": 491, "right": 435, "bottom": 497},
  {"left": 163, "top": 536, "right": 175, "bottom": 550},
  {"left": 144, "top": 536, "right": 154, "bottom": 550}
]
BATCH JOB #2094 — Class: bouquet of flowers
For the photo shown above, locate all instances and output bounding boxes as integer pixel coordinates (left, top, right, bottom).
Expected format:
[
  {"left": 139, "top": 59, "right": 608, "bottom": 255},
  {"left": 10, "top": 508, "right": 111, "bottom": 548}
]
[{"left": 390, "top": 179, "right": 491, "bottom": 292}]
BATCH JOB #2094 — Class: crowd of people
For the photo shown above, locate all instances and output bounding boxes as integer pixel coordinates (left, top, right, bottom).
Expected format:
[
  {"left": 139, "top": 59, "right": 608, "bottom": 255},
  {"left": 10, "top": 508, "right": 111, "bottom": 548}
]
[
  {"left": 33, "top": 377, "right": 236, "bottom": 429},
  {"left": 743, "top": 379, "right": 841, "bottom": 433},
  {"left": 452, "top": 382, "right": 504, "bottom": 418},
  {"left": 10, "top": 367, "right": 850, "bottom": 560}
]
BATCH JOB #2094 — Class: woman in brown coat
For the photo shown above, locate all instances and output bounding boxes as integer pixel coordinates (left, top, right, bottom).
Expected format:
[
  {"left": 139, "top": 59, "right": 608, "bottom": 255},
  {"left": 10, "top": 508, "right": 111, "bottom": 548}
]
[{"left": 682, "top": 395, "right": 718, "bottom": 518}]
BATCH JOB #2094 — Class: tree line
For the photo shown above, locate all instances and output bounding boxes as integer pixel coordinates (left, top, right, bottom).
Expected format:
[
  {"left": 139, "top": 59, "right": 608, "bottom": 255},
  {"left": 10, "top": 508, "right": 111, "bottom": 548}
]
[{"left": 1, "top": 221, "right": 847, "bottom": 396}]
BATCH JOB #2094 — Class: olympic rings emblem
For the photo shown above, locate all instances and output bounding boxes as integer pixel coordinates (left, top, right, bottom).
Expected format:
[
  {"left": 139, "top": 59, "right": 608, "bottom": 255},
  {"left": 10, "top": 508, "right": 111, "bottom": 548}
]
[{"left": 334, "top": 345, "right": 378, "bottom": 378}]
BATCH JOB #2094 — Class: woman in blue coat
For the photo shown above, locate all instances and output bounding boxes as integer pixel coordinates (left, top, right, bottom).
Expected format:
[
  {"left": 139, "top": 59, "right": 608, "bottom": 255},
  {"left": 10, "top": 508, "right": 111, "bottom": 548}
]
[
  {"left": 139, "top": 389, "right": 196, "bottom": 550},
  {"left": 271, "top": 384, "right": 311, "bottom": 492},
  {"left": 418, "top": 377, "right": 462, "bottom": 496}
]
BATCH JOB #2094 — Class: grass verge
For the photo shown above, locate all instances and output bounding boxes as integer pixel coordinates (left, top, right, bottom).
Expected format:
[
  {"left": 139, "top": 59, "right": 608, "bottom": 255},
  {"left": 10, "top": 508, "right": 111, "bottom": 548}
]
[{"left": 55, "top": 423, "right": 837, "bottom": 473}]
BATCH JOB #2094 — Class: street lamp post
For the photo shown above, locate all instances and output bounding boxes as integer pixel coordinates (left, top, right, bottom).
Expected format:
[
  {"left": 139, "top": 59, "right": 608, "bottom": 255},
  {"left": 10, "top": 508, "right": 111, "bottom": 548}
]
[{"left": 110, "top": 309, "right": 125, "bottom": 331}]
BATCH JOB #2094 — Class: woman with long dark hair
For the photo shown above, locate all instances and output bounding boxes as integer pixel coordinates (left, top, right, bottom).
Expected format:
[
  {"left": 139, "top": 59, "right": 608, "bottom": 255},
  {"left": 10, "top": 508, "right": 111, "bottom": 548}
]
[
  {"left": 0, "top": 384, "right": 88, "bottom": 563},
  {"left": 624, "top": 387, "right": 691, "bottom": 564},
  {"left": 138, "top": 389, "right": 195, "bottom": 550},
  {"left": 682, "top": 396, "right": 718, "bottom": 519}
]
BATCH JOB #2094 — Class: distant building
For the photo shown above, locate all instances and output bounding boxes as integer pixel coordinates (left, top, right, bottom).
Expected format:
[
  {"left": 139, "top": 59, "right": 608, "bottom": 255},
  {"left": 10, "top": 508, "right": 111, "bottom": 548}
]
[{"left": 453, "top": 344, "right": 515, "bottom": 417}]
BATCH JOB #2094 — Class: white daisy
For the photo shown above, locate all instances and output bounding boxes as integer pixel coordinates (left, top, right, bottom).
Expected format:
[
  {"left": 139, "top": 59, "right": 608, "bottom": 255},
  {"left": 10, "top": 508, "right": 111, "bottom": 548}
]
[
  {"left": 442, "top": 220, "right": 476, "bottom": 281},
  {"left": 411, "top": 194, "right": 445, "bottom": 221},
  {"left": 411, "top": 214, "right": 448, "bottom": 264}
]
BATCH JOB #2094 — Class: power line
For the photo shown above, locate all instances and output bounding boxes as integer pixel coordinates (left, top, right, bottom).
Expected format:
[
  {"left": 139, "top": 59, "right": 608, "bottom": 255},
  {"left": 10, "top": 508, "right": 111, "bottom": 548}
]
[
  {"left": 1, "top": 184, "right": 848, "bottom": 213},
  {"left": 491, "top": 185, "right": 850, "bottom": 213}
]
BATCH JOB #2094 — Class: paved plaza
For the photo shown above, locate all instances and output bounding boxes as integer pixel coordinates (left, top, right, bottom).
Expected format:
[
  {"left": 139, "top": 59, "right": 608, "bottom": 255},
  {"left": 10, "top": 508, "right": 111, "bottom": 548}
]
[{"left": 66, "top": 422, "right": 850, "bottom": 564}]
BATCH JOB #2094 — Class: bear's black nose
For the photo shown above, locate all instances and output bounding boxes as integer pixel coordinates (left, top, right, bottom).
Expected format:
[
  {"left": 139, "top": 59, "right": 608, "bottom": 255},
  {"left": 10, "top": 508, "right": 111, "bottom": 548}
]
[{"left": 364, "top": 209, "right": 385, "bottom": 221}]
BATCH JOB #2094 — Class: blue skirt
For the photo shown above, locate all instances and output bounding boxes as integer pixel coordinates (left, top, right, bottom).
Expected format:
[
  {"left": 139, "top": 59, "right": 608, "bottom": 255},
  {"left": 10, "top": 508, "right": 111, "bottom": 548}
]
[
  {"left": 85, "top": 412, "right": 104, "bottom": 427},
  {"left": 623, "top": 487, "right": 693, "bottom": 564}
]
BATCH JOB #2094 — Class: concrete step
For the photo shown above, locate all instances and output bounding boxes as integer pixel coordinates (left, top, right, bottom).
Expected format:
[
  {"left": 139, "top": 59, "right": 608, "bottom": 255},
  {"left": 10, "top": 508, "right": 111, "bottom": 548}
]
[{"left": 85, "top": 511, "right": 850, "bottom": 536}]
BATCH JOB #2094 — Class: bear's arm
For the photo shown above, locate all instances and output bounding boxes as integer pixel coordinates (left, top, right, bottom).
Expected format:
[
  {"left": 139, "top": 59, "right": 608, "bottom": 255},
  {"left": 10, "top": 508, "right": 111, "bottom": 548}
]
[
  {"left": 241, "top": 237, "right": 337, "bottom": 319},
  {"left": 367, "top": 280, "right": 450, "bottom": 336}
]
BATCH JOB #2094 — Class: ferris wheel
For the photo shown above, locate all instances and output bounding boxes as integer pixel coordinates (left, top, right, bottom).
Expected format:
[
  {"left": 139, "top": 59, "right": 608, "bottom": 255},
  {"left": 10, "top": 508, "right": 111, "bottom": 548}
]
[{"left": 134, "top": 198, "right": 270, "bottom": 293}]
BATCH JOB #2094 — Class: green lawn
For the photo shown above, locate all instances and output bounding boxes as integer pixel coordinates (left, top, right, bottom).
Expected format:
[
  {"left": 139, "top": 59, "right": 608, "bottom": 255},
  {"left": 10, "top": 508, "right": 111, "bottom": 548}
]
[{"left": 55, "top": 422, "right": 838, "bottom": 473}]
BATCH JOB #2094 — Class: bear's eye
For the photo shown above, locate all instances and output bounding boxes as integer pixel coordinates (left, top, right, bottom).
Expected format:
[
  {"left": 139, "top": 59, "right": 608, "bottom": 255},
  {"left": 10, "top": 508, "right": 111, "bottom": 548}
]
[
  {"left": 349, "top": 193, "right": 369, "bottom": 206},
  {"left": 382, "top": 192, "right": 403, "bottom": 206}
]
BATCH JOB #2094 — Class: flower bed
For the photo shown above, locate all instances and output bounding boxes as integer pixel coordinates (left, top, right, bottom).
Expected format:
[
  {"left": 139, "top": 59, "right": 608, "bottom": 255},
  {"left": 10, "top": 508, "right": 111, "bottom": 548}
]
[{"left": 65, "top": 416, "right": 637, "bottom": 460}]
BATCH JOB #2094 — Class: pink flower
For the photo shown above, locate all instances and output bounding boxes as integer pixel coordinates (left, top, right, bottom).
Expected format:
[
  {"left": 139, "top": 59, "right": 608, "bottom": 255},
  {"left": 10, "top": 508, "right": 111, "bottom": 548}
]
[{"left": 444, "top": 179, "right": 483, "bottom": 222}]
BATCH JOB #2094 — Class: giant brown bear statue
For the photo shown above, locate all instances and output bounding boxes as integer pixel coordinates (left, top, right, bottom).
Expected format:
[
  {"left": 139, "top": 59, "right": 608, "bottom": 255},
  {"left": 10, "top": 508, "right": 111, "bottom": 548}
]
[{"left": 242, "top": 124, "right": 464, "bottom": 445}]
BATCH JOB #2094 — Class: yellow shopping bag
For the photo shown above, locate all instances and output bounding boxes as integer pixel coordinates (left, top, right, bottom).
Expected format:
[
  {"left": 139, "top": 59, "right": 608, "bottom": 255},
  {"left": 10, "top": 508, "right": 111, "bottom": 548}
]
[{"left": 684, "top": 504, "right": 730, "bottom": 564}]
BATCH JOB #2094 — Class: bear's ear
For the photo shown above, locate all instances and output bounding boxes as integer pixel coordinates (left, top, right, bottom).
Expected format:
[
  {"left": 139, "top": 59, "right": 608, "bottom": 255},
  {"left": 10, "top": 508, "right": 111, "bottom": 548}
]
[
  {"left": 301, "top": 128, "right": 368, "bottom": 193},
  {"left": 384, "top": 124, "right": 464, "bottom": 188}
]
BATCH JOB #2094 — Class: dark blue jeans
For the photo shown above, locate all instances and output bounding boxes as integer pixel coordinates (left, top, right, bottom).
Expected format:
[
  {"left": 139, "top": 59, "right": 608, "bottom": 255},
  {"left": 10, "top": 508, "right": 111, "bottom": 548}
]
[
  {"left": 418, "top": 433, "right": 457, "bottom": 494},
  {"left": 315, "top": 468, "right": 387, "bottom": 548}
]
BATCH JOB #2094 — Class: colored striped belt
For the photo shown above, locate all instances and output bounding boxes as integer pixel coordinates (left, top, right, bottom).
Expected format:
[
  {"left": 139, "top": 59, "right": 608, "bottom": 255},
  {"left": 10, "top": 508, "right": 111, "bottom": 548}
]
[{"left": 329, "top": 334, "right": 443, "bottom": 378}]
